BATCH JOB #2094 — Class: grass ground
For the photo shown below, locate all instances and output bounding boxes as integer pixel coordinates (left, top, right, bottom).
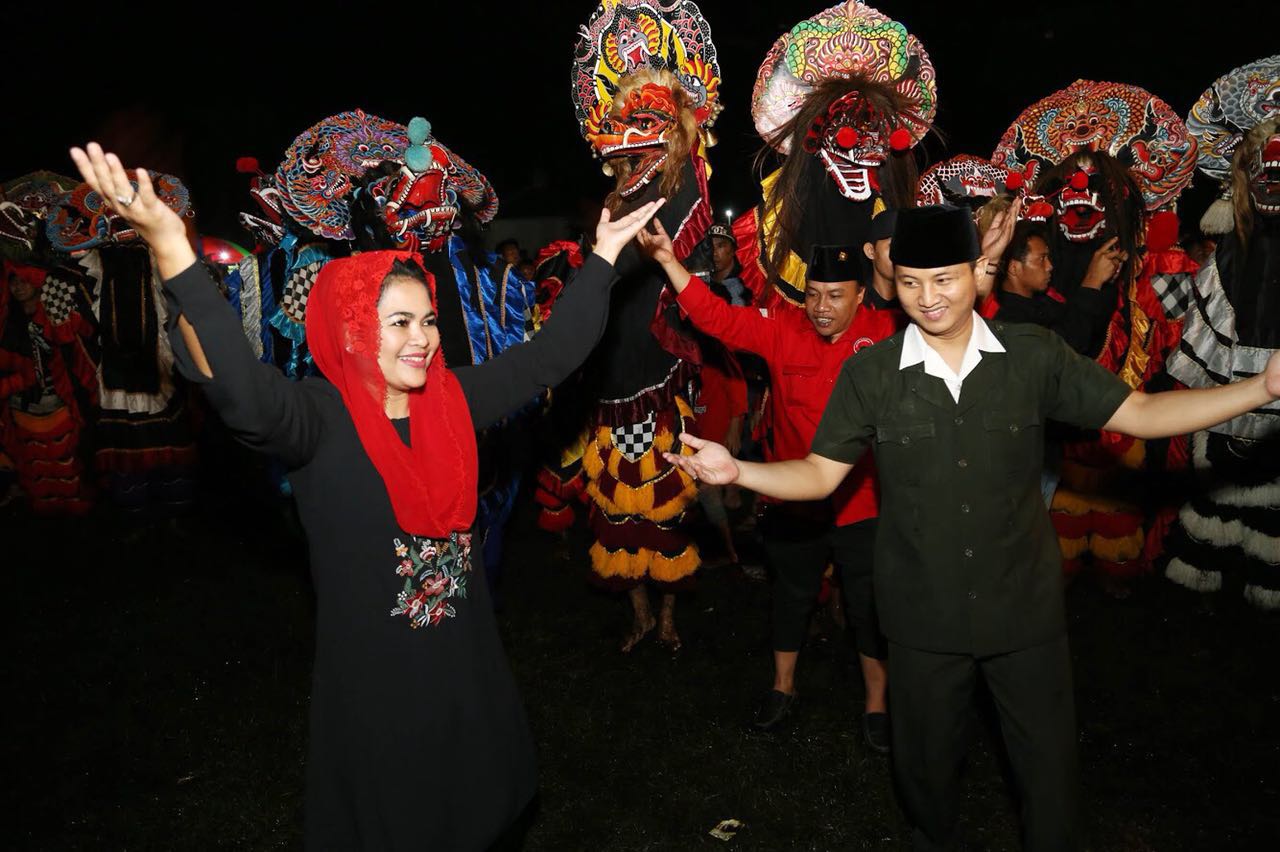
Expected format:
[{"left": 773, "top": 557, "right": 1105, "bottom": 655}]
[{"left": 7, "top": 477, "right": 1279, "bottom": 850}]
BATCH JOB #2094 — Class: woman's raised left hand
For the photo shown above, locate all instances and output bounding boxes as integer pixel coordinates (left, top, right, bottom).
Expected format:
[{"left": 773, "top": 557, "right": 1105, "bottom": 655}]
[
  {"left": 69, "top": 143, "right": 194, "bottom": 274},
  {"left": 592, "top": 198, "right": 666, "bottom": 266}
]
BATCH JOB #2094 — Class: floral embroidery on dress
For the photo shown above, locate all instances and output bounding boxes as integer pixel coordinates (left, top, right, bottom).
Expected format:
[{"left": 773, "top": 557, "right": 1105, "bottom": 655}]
[{"left": 389, "top": 531, "right": 473, "bottom": 628}]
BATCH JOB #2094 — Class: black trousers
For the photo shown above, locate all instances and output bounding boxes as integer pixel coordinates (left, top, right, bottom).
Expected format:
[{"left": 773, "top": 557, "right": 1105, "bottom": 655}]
[
  {"left": 761, "top": 511, "right": 886, "bottom": 659},
  {"left": 889, "top": 635, "right": 1079, "bottom": 852}
]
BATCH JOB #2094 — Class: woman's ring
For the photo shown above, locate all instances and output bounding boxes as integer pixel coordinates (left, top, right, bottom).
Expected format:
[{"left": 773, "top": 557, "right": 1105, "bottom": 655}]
[{"left": 117, "top": 194, "right": 136, "bottom": 207}]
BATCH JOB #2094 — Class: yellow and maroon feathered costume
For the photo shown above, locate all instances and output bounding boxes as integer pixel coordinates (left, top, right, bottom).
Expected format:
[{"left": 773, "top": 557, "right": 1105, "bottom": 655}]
[{"left": 566, "top": 0, "right": 722, "bottom": 586}]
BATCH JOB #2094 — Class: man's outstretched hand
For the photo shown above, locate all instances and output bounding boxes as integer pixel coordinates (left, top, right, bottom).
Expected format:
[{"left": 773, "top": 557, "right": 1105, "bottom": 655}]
[{"left": 662, "top": 433, "right": 739, "bottom": 485}]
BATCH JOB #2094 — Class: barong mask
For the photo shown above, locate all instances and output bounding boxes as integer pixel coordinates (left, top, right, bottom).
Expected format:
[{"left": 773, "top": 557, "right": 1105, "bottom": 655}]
[
  {"left": 1055, "top": 163, "right": 1107, "bottom": 243},
  {"left": 1, "top": 172, "right": 78, "bottom": 256},
  {"left": 251, "top": 110, "right": 497, "bottom": 253},
  {"left": 365, "top": 118, "right": 498, "bottom": 253},
  {"left": 994, "top": 79, "right": 1197, "bottom": 217},
  {"left": 751, "top": 1, "right": 935, "bottom": 203},
  {"left": 917, "top": 155, "right": 1022, "bottom": 211},
  {"left": 802, "top": 91, "right": 916, "bottom": 201},
  {"left": 1247, "top": 130, "right": 1280, "bottom": 215},
  {"left": 1187, "top": 55, "right": 1280, "bottom": 182},
  {"left": 592, "top": 78, "right": 687, "bottom": 199},
  {"left": 573, "top": 0, "right": 721, "bottom": 202},
  {"left": 45, "top": 171, "right": 191, "bottom": 255},
  {"left": 1188, "top": 57, "right": 1280, "bottom": 234}
]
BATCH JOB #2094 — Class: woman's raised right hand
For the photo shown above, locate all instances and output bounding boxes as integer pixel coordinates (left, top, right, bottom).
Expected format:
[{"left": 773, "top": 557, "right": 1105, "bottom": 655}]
[{"left": 69, "top": 143, "right": 194, "bottom": 275}]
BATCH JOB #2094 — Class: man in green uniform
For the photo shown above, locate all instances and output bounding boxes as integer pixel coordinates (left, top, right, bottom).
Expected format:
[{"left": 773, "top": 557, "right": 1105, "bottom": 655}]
[{"left": 664, "top": 205, "right": 1280, "bottom": 850}]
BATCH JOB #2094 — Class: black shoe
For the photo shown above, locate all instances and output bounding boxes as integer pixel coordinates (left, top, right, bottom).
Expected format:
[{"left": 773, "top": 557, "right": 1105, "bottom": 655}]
[
  {"left": 752, "top": 689, "right": 796, "bottom": 732},
  {"left": 862, "top": 712, "right": 891, "bottom": 754}
]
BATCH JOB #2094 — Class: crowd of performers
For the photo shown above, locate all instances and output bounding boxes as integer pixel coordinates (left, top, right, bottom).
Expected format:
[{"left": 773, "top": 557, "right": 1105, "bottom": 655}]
[{"left": 5, "top": 1, "right": 1279, "bottom": 849}]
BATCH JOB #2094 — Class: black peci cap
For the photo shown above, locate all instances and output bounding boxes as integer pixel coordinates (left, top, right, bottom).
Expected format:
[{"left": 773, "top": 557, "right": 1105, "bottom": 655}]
[
  {"left": 807, "top": 244, "right": 861, "bottom": 283},
  {"left": 868, "top": 207, "right": 898, "bottom": 243},
  {"left": 889, "top": 205, "right": 981, "bottom": 268}
]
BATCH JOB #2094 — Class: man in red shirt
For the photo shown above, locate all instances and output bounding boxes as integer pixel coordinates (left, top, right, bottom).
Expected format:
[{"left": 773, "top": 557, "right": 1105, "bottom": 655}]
[{"left": 639, "top": 221, "right": 899, "bottom": 750}]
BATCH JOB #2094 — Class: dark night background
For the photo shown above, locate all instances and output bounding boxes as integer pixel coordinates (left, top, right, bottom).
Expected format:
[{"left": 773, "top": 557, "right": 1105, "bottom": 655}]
[
  {"left": 8, "top": 3, "right": 1280, "bottom": 850},
  {"left": 7, "top": 2, "right": 1274, "bottom": 240}
]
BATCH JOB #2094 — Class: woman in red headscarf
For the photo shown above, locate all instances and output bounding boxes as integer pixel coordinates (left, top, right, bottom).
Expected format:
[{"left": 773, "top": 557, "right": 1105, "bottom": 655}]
[{"left": 70, "top": 143, "right": 664, "bottom": 850}]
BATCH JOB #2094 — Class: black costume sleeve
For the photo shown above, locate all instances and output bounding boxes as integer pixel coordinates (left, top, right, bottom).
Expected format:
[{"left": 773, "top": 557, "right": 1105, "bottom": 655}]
[
  {"left": 996, "top": 287, "right": 1114, "bottom": 358},
  {"left": 162, "top": 260, "right": 324, "bottom": 467},
  {"left": 454, "top": 253, "right": 618, "bottom": 430},
  {"left": 1053, "top": 286, "right": 1114, "bottom": 357}
]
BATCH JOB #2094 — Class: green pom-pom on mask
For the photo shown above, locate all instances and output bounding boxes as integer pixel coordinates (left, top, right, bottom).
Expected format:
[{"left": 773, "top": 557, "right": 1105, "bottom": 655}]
[{"left": 405, "top": 117, "right": 434, "bottom": 172}]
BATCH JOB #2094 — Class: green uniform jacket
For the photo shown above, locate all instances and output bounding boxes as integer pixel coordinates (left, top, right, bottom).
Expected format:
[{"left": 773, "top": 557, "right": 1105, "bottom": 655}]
[{"left": 811, "top": 321, "right": 1132, "bottom": 656}]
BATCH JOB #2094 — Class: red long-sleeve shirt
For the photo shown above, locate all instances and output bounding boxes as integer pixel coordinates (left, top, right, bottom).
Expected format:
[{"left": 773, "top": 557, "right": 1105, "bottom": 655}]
[{"left": 677, "top": 276, "right": 898, "bottom": 525}]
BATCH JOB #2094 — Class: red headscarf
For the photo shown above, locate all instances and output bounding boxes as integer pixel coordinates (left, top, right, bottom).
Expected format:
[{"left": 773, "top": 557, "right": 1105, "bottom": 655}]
[
  {"left": 305, "top": 251, "right": 478, "bottom": 537},
  {"left": 1, "top": 260, "right": 47, "bottom": 329},
  {"left": 3, "top": 261, "right": 48, "bottom": 291}
]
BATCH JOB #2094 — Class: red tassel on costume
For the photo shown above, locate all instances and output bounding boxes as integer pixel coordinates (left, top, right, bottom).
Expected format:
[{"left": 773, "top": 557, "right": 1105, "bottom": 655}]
[
  {"left": 235, "top": 157, "right": 261, "bottom": 174},
  {"left": 1005, "top": 172, "right": 1024, "bottom": 191},
  {"left": 535, "top": 240, "right": 585, "bottom": 269},
  {"left": 1070, "top": 171, "right": 1090, "bottom": 190},
  {"left": 889, "top": 128, "right": 912, "bottom": 152},
  {"left": 537, "top": 505, "right": 577, "bottom": 534}
]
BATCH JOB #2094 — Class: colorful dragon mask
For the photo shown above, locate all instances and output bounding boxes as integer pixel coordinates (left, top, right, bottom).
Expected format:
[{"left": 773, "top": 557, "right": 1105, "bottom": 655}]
[
  {"left": 801, "top": 88, "right": 919, "bottom": 201},
  {"left": 251, "top": 110, "right": 498, "bottom": 253},
  {"left": 751, "top": 2, "right": 935, "bottom": 152},
  {"left": 751, "top": 2, "right": 934, "bottom": 202},
  {"left": 593, "top": 75, "right": 688, "bottom": 198},
  {"left": 572, "top": 0, "right": 722, "bottom": 192},
  {"left": 1, "top": 172, "right": 80, "bottom": 255},
  {"left": 1187, "top": 55, "right": 1280, "bottom": 182},
  {"left": 45, "top": 171, "right": 191, "bottom": 255},
  {"left": 917, "top": 155, "right": 1022, "bottom": 210},
  {"left": 993, "top": 79, "right": 1197, "bottom": 212},
  {"left": 1246, "top": 120, "right": 1280, "bottom": 216},
  {"left": 1053, "top": 163, "right": 1107, "bottom": 243}
]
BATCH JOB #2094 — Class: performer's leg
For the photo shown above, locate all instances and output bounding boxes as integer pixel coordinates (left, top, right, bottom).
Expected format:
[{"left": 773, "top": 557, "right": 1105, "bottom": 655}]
[
  {"left": 980, "top": 634, "right": 1080, "bottom": 852},
  {"left": 622, "top": 585, "right": 655, "bottom": 652},
  {"left": 657, "top": 591, "right": 681, "bottom": 650},
  {"left": 888, "top": 642, "right": 976, "bottom": 851},
  {"left": 830, "top": 518, "right": 887, "bottom": 713},
  {"left": 860, "top": 654, "right": 888, "bottom": 712},
  {"left": 762, "top": 512, "right": 831, "bottom": 694}
]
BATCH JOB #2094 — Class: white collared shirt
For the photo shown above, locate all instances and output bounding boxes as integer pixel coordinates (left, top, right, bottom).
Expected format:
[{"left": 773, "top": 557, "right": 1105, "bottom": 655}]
[{"left": 898, "top": 314, "right": 1006, "bottom": 403}]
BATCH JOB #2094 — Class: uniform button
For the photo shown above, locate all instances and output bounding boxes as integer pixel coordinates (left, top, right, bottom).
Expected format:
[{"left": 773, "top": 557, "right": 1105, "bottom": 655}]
[
  {"left": 1009, "top": 424, "right": 1019, "bottom": 434},
  {"left": 964, "top": 548, "right": 974, "bottom": 558},
  {"left": 968, "top": 591, "right": 978, "bottom": 600},
  {"left": 957, "top": 458, "right": 968, "bottom": 468},
  {"left": 961, "top": 503, "right": 970, "bottom": 513},
  {"left": 901, "top": 436, "right": 911, "bottom": 446},
  {"left": 954, "top": 416, "right": 964, "bottom": 426}
]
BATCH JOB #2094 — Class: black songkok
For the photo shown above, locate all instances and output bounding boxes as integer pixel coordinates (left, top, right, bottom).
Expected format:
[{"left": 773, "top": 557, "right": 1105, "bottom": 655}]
[{"left": 890, "top": 204, "right": 981, "bottom": 268}]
